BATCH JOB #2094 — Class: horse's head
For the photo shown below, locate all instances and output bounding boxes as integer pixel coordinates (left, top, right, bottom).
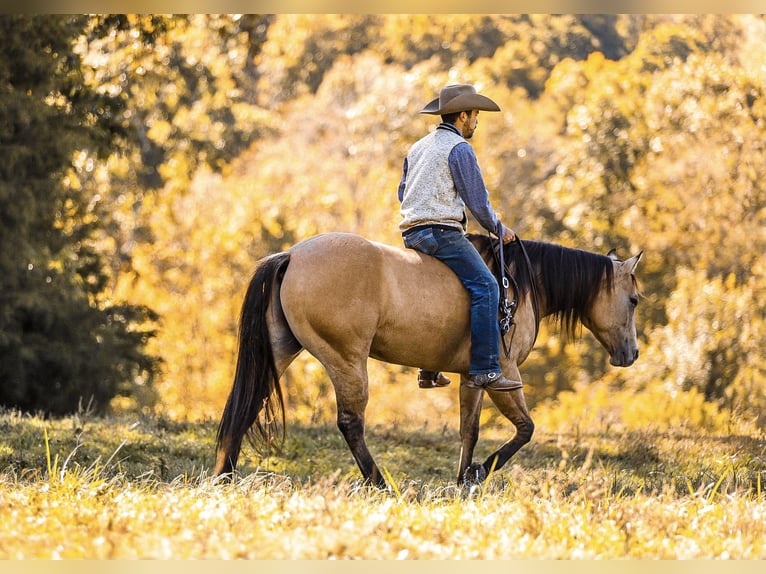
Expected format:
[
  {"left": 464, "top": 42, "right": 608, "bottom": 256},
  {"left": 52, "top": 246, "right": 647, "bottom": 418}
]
[{"left": 582, "top": 250, "right": 643, "bottom": 367}]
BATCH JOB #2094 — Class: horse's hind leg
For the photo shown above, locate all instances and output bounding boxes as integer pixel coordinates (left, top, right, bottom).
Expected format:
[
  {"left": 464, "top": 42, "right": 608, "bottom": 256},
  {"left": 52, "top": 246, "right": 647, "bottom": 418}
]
[{"left": 325, "top": 360, "right": 386, "bottom": 489}]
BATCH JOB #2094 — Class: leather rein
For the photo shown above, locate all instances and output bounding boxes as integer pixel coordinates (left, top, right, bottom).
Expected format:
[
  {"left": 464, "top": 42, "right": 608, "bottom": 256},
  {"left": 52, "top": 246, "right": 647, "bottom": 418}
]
[{"left": 491, "top": 228, "right": 540, "bottom": 359}]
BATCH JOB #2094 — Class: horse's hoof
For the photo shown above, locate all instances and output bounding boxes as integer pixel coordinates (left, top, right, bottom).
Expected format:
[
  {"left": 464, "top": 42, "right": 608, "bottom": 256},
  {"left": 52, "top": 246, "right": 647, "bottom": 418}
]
[{"left": 463, "top": 463, "right": 487, "bottom": 485}]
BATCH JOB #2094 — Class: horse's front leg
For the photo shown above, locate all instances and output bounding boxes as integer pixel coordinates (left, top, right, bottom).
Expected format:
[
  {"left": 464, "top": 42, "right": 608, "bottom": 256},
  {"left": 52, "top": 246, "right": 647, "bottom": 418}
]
[
  {"left": 457, "top": 383, "right": 485, "bottom": 484},
  {"left": 482, "top": 387, "right": 534, "bottom": 474}
]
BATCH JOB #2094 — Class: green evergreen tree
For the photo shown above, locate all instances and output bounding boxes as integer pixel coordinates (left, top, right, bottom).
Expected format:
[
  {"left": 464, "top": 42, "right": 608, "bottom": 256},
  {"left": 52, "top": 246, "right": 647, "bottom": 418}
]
[{"left": 0, "top": 15, "right": 158, "bottom": 415}]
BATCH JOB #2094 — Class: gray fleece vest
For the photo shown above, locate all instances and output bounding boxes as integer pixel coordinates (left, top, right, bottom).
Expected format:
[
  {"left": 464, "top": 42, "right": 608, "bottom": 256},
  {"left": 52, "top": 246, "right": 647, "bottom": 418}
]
[{"left": 399, "top": 127, "right": 467, "bottom": 233}]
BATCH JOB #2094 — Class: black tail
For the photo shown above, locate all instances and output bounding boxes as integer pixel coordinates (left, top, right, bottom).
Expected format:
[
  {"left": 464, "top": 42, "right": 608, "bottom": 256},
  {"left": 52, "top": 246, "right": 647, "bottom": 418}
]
[{"left": 214, "top": 251, "right": 291, "bottom": 474}]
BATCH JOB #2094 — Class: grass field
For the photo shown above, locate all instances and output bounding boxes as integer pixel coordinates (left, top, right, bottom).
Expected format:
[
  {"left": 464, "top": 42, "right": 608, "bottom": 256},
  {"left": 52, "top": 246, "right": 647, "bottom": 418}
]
[{"left": 1, "top": 407, "right": 765, "bottom": 559}]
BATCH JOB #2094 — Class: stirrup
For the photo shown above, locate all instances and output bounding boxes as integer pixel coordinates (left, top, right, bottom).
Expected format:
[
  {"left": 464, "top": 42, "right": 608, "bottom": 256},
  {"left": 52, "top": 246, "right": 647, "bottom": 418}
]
[{"left": 418, "top": 370, "right": 451, "bottom": 388}]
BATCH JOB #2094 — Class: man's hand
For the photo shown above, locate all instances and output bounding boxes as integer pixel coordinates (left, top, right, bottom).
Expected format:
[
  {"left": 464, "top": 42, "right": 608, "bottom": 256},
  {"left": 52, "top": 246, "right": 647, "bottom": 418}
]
[{"left": 502, "top": 226, "right": 517, "bottom": 244}]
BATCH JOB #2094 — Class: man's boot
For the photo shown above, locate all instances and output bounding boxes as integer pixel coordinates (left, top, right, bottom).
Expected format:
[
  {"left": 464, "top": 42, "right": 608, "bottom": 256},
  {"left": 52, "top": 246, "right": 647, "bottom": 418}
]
[
  {"left": 462, "top": 372, "right": 522, "bottom": 392},
  {"left": 418, "top": 370, "right": 451, "bottom": 389}
]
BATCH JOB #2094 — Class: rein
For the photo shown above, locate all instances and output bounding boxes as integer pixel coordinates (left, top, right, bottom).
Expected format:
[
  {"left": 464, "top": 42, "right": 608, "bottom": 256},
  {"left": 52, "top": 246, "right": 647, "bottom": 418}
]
[{"left": 491, "top": 228, "right": 540, "bottom": 359}]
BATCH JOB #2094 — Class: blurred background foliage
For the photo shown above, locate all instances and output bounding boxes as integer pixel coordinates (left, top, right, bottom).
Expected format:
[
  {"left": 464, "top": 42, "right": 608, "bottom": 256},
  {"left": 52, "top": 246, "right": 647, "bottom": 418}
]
[{"left": 0, "top": 14, "right": 763, "bottom": 435}]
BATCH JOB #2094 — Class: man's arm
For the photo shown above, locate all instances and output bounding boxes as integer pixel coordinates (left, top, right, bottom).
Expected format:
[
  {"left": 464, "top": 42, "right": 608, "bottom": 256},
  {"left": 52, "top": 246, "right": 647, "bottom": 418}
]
[{"left": 449, "top": 143, "right": 515, "bottom": 241}]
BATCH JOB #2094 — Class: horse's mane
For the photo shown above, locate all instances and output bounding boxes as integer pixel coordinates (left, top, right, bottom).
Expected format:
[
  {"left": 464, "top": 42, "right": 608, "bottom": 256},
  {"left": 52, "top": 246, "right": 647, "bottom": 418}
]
[{"left": 470, "top": 235, "right": 614, "bottom": 338}]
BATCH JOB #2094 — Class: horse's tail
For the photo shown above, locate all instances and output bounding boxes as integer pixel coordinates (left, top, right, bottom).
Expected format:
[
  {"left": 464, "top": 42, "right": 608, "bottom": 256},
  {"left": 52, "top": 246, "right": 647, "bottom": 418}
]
[{"left": 214, "top": 251, "right": 291, "bottom": 475}]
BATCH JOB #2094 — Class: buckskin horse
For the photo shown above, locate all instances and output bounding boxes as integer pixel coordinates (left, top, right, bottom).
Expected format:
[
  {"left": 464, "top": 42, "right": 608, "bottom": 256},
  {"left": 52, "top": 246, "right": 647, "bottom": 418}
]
[{"left": 214, "top": 232, "right": 643, "bottom": 487}]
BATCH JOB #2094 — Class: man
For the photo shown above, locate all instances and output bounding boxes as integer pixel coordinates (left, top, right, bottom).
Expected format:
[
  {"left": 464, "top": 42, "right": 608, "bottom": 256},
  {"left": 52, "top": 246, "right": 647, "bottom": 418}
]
[{"left": 398, "top": 83, "right": 520, "bottom": 392}]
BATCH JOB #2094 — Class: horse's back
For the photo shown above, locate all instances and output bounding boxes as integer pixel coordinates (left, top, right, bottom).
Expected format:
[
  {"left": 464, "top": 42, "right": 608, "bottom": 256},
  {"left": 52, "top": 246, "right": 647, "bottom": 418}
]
[{"left": 280, "top": 233, "right": 472, "bottom": 372}]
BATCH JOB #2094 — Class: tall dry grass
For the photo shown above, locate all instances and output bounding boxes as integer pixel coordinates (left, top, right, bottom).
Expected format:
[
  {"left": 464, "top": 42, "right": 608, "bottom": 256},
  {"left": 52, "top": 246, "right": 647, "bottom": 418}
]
[{"left": 1, "top": 403, "right": 764, "bottom": 559}]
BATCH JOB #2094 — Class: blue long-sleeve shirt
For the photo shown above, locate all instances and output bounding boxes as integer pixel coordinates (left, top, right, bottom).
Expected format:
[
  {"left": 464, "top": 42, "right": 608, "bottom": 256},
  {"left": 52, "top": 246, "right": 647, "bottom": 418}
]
[{"left": 398, "top": 123, "right": 507, "bottom": 237}]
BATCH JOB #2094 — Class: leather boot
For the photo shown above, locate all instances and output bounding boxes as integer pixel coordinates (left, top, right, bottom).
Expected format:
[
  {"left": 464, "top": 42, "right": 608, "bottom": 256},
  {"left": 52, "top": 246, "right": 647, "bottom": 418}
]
[
  {"left": 418, "top": 370, "right": 451, "bottom": 388},
  {"left": 462, "top": 372, "right": 522, "bottom": 392}
]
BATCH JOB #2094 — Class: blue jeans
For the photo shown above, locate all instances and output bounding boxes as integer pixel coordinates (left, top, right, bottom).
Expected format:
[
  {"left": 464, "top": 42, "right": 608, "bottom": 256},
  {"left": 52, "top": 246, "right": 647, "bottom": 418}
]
[{"left": 403, "top": 226, "right": 500, "bottom": 375}]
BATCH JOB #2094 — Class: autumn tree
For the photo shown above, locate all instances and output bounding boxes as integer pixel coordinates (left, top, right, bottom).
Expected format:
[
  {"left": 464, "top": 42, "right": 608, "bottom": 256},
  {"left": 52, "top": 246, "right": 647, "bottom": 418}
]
[
  {"left": 514, "top": 18, "right": 765, "bottom": 416},
  {"left": 112, "top": 14, "right": 764, "bottom": 422},
  {"left": 75, "top": 15, "right": 276, "bottom": 417},
  {"left": 31, "top": 13, "right": 761, "bottom": 427}
]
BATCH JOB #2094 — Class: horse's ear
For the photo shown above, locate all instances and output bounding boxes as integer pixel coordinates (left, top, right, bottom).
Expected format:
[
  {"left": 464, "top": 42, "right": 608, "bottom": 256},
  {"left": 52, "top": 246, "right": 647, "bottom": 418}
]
[
  {"left": 623, "top": 251, "right": 643, "bottom": 274},
  {"left": 607, "top": 249, "right": 619, "bottom": 261}
]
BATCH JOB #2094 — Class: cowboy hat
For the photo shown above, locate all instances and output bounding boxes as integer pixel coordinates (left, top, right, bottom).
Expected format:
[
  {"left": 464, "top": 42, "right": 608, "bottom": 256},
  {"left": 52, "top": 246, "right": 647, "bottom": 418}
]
[{"left": 420, "top": 84, "right": 501, "bottom": 115}]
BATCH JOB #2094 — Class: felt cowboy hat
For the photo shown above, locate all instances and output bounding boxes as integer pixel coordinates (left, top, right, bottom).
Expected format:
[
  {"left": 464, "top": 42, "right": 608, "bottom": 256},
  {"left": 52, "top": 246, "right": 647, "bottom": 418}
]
[{"left": 420, "top": 84, "right": 501, "bottom": 115}]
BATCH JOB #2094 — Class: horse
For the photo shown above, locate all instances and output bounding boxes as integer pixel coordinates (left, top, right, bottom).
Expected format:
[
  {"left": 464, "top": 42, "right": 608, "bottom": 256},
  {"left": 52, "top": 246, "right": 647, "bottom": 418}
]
[{"left": 214, "top": 232, "right": 643, "bottom": 487}]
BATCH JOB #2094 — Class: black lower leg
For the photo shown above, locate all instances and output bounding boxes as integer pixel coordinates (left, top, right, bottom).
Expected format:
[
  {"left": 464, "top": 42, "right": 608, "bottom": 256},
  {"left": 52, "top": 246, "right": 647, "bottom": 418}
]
[{"left": 337, "top": 411, "right": 386, "bottom": 488}]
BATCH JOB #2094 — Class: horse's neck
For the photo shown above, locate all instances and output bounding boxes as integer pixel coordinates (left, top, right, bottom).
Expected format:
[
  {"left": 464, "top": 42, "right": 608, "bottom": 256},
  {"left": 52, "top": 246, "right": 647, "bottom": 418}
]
[
  {"left": 474, "top": 236, "right": 600, "bottom": 323},
  {"left": 525, "top": 240, "right": 611, "bottom": 337}
]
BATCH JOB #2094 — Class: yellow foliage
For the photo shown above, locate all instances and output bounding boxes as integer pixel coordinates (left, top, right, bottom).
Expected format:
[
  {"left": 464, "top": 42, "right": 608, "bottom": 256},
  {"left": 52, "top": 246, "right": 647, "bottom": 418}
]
[
  {"left": 112, "top": 170, "right": 259, "bottom": 420},
  {"left": 532, "top": 381, "right": 740, "bottom": 438},
  {"left": 81, "top": 15, "right": 765, "bottom": 431}
]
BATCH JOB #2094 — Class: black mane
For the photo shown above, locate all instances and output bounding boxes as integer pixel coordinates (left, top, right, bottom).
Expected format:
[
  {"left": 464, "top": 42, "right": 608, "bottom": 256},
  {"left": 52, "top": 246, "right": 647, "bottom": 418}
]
[{"left": 470, "top": 235, "right": 614, "bottom": 337}]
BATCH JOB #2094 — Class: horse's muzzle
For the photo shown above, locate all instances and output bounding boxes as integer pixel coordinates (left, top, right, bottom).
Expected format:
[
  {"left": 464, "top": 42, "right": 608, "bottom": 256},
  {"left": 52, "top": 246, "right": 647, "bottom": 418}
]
[{"left": 610, "top": 346, "right": 639, "bottom": 367}]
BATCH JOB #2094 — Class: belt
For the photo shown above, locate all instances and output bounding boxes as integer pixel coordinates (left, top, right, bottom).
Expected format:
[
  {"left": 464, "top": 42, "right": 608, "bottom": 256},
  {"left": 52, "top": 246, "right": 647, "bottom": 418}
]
[{"left": 402, "top": 224, "right": 463, "bottom": 237}]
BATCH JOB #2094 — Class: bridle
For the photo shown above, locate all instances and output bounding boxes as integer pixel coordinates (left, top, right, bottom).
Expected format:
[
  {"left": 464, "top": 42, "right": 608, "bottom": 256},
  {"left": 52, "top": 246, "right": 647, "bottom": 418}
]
[{"left": 491, "top": 227, "right": 540, "bottom": 359}]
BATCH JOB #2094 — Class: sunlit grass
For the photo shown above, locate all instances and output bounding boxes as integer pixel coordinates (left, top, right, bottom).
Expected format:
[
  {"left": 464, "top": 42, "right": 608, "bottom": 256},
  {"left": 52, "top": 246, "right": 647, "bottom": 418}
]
[{"left": 1, "top": 408, "right": 764, "bottom": 558}]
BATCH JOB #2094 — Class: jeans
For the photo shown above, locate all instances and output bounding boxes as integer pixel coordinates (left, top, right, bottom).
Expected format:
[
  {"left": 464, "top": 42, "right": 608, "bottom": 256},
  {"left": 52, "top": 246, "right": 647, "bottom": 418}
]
[{"left": 403, "top": 226, "right": 500, "bottom": 375}]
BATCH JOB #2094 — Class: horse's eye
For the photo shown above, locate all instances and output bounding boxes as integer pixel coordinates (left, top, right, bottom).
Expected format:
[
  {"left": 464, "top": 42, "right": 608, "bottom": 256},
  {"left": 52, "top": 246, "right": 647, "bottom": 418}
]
[{"left": 630, "top": 295, "right": 639, "bottom": 307}]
